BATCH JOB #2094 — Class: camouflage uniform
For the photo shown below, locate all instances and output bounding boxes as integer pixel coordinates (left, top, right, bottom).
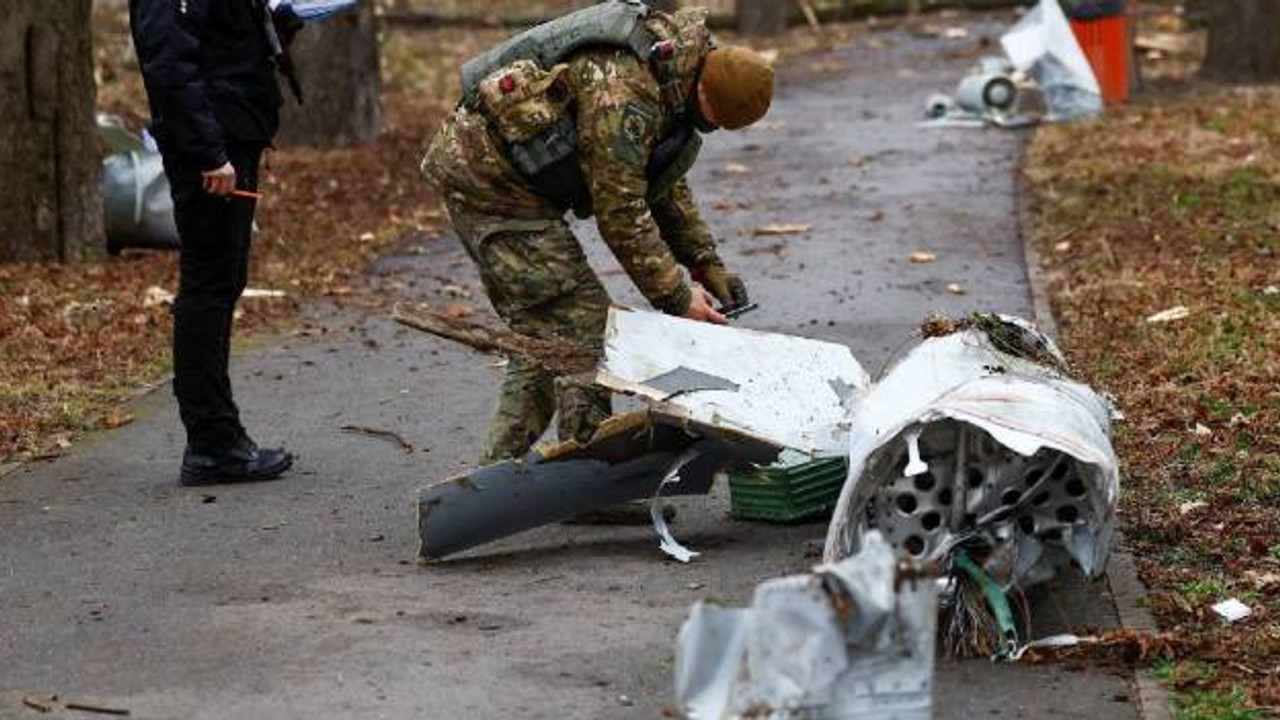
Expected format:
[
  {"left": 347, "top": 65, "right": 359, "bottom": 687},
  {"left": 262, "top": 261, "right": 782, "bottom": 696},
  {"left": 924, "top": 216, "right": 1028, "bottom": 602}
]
[{"left": 422, "top": 9, "right": 725, "bottom": 463}]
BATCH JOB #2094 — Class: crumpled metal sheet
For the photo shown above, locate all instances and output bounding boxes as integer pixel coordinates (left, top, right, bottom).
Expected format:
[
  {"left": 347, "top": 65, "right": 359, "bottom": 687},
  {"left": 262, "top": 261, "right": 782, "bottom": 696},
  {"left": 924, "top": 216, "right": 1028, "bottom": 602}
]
[
  {"left": 824, "top": 316, "right": 1120, "bottom": 589},
  {"left": 416, "top": 413, "right": 778, "bottom": 561},
  {"left": 1001, "top": 0, "right": 1103, "bottom": 120},
  {"left": 596, "top": 307, "right": 870, "bottom": 458},
  {"left": 675, "top": 532, "right": 938, "bottom": 719}
]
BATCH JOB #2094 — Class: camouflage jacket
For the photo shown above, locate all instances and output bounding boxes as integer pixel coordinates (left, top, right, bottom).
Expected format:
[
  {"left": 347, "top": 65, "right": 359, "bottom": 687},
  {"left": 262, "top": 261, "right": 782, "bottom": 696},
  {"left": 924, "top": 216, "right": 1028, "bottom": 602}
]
[{"left": 423, "top": 47, "right": 723, "bottom": 315}]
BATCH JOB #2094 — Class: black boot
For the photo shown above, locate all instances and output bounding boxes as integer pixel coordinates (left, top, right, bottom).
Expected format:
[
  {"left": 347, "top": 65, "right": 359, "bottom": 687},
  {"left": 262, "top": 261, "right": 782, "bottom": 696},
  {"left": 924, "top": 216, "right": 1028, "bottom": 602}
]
[{"left": 180, "top": 437, "right": 294, "bottom": 486}]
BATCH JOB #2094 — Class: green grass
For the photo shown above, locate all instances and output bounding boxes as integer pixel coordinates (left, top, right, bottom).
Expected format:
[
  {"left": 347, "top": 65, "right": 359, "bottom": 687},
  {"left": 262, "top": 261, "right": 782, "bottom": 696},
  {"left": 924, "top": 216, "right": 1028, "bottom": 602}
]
[{"left": 1170, "top": 688, "right": 1264, "bottom": 720}]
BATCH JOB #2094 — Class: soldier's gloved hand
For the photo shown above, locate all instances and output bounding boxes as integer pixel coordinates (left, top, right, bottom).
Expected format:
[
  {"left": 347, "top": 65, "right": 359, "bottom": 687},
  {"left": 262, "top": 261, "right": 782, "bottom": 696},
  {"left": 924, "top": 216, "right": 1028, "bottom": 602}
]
[
  {"left": 683, "top": 283, "right": 728, "bottom": 325},
  {"left": 692, "top": 264, "right": 748, "bottom": 308}
]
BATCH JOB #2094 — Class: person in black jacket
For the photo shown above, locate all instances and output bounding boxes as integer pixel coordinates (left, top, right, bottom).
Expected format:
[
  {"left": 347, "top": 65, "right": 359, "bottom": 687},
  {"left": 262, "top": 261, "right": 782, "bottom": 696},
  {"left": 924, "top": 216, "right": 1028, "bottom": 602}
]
[{"left": 130, "top": 0, "right": 299, "bottom": 485}]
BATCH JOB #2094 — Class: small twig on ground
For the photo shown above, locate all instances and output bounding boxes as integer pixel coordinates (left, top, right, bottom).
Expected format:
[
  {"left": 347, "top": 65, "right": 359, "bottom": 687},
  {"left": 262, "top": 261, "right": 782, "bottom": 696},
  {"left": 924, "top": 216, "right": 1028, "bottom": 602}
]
[
  {"left": 65, "top": 701, "right": 131, "bottom": 716},
  {"left": 22, "top": 695, "right": 55, "bottom": 713},
  {"left": 340, "top": 425, "right": 414, "bottom": 453}
]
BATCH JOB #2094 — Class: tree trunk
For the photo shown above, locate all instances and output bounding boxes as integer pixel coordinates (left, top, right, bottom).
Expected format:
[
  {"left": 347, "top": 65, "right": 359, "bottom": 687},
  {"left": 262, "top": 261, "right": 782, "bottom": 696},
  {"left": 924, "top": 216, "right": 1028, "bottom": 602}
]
[
  {"left": 0, "top": 0, "right": 103, "bottom": 262},
  {"left": 1201, "top": 0, "right": 1280, "bottom": 82},
  {"left": 278, "top": 3, "right": 381, "bottom": 147},
  {"left": 737, "top": 0, "right": 788, "bottom": 36},
  {"left": 650, "top": 0, "right": 680, "bottom": 12}
]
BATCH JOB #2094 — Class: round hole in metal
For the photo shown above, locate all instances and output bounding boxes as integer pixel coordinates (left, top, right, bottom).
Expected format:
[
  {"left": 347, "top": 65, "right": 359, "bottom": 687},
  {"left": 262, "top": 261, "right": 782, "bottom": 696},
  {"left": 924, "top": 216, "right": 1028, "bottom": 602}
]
[
  {"left": 921, "top": 511, "right": 942, "bottom": 531},
  {"left": 896, "top": 493, "right": 918, "bottom": 515},
  {"left": 904, "top": 535, "right": 926, "bottom": 556}
]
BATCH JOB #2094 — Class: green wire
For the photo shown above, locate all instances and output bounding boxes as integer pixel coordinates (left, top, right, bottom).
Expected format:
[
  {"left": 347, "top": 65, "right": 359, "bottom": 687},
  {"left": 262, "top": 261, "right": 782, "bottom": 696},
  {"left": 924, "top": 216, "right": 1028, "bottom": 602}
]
[{"left": 954, "top": 551, "right": 1019, "bottom": 660}]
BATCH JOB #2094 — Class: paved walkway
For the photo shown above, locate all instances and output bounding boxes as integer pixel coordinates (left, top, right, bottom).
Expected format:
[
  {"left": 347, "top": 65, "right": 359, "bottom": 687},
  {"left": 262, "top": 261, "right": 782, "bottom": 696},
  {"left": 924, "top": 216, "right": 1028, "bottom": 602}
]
[{"left": 1, "top": 17, "right": 1136, "bottom": 719}]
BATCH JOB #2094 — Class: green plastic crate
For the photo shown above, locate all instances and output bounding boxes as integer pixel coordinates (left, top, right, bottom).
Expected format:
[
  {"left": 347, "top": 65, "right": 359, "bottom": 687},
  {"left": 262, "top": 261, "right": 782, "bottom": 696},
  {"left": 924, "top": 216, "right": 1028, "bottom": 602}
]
[{"left": 728, "top": 450, "right": 848, "bottom": 523}]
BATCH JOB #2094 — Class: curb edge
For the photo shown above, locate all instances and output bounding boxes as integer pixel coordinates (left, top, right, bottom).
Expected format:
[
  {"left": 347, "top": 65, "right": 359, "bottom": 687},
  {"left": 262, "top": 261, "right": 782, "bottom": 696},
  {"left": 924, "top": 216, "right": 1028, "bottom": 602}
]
[{"left": 1015, "top": 152, "right": 1172, "bottom": 720}]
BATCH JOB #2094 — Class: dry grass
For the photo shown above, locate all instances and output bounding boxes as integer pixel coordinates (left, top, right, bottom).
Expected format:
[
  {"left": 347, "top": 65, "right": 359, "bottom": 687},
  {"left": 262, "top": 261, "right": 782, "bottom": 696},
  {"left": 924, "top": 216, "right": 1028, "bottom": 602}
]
[{"left": 1026, "top": 85, "right": 1280, "bottom": 713}]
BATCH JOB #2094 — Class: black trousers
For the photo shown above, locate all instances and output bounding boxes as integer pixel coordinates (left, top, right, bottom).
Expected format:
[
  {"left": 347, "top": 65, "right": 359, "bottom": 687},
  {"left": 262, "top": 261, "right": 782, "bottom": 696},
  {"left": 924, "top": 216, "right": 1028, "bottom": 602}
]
[{"left": 163, "top": 143, "right": 263, "bottom": 452}]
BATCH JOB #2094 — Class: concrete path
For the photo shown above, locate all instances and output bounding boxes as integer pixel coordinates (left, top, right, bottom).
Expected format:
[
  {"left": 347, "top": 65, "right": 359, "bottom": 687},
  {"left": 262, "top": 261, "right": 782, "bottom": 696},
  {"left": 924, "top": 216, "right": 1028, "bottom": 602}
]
[{"left": 1, "top": 18, "right": 1137, "bottom": 719}]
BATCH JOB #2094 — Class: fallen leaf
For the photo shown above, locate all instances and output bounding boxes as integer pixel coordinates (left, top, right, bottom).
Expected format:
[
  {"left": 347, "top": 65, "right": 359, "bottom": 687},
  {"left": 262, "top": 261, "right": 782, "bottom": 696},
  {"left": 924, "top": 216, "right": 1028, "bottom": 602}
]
[
  {"left": 946, "top": 283, "right": 967, "bottom": 296},
  {"left": 848, "top": 152, "right": 867, "bottom": 167},
  {"left": 1178, "top": 500, "right": 1208, "bottom": 515},
  {"left": 754, "top": 223, "right": 810, "bottom": 236},
  {"left": 1244, "top": 571, "right": 1280, "bottom": 589},
  {"left": 1054, "top": 241, "right": 1072, "bottom": 253},
  {"left": 721, "top": 162, "right": 751, "bottom": 175},
  {"left": 103, "top": 411, "right": 135, "bottom": 430},
  {"left": 143, "top": 285, "right": 175, "bottom": 308},
  {"left": 1146, "top": 306, "right": 1190, "bottom": 324},
  {"left": 1193, "top": 423, "right": 1212, "bottom": 437},
  {"left": 869, "top": 210, "right": 885, "bottom": 222},
  {"left": 909, "top": 251, "right": 937, "bottom": 264}
]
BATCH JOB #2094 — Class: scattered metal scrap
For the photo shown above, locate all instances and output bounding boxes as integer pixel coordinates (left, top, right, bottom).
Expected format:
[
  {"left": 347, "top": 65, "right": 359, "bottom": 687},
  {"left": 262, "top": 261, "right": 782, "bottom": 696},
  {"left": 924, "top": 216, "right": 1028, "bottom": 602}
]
[
  {"left": 675, "top": 531, "right": 937, "bottom": 720},
  {"left": 921, "top": 0, "right": 1102, "bottom": 129},
  {"left": 402, "top": 305, "right": 1118, "bottom": 610}
]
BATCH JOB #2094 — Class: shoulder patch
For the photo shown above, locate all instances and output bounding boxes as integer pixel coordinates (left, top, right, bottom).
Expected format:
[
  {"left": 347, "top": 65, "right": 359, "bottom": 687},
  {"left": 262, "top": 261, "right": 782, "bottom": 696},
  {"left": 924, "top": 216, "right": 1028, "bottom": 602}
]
[{"left": 609, "top": 101, "right": 658, "bottom": 166}]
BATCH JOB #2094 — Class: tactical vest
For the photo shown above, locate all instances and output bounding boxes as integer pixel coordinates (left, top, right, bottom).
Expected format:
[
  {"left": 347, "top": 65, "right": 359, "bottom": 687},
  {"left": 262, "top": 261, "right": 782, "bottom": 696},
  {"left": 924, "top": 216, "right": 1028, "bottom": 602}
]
[{"left": 460, "top": 0, "right": 703, "bottom": 216}]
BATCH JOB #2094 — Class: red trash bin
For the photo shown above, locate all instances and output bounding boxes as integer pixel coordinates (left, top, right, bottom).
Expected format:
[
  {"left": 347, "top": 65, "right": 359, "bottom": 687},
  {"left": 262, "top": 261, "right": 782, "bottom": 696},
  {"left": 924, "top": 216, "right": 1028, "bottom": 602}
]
[{"left": 1063, "top": 0, "right": 1130, "bottom": 103}]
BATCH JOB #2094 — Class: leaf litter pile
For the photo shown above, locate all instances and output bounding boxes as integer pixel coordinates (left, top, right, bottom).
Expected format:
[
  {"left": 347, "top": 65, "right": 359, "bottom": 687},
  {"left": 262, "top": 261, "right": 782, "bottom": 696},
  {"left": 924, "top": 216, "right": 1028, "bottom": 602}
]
[{"left": 1026, "top": 88, "right": 1280, "bottom": 712}]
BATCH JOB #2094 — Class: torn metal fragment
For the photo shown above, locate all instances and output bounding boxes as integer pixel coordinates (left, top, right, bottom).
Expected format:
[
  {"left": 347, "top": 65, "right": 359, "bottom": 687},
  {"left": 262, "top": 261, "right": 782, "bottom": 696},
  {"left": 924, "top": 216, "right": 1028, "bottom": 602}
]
[
  {"left": 597, "top": 307, "right": 870, "bottom": 457},
  {"left": 642, "top": 367, "right": 740, "bottom": 398},
  {"left": 651, "top": 448, "right": 703, "bottom": 563},
  {"left": 416, "top": 413, "right": 776, "bottom": 561},
  {"left": 675, "top": 531, "right": 938, "bottom": 719}
]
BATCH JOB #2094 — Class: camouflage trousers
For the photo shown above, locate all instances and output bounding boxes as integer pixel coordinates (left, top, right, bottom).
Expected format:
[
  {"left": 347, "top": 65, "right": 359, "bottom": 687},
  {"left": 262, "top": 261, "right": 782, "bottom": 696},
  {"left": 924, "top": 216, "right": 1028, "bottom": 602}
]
[{"left": 443, "top": 198, "right": 613, "bottom": 465}]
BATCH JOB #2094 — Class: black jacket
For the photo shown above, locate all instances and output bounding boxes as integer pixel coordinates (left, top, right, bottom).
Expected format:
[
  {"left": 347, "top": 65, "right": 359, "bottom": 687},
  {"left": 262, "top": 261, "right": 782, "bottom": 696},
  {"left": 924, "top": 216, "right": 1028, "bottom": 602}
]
[{"left": 130, "top": 0, "right": 286, "bottom": 170}]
